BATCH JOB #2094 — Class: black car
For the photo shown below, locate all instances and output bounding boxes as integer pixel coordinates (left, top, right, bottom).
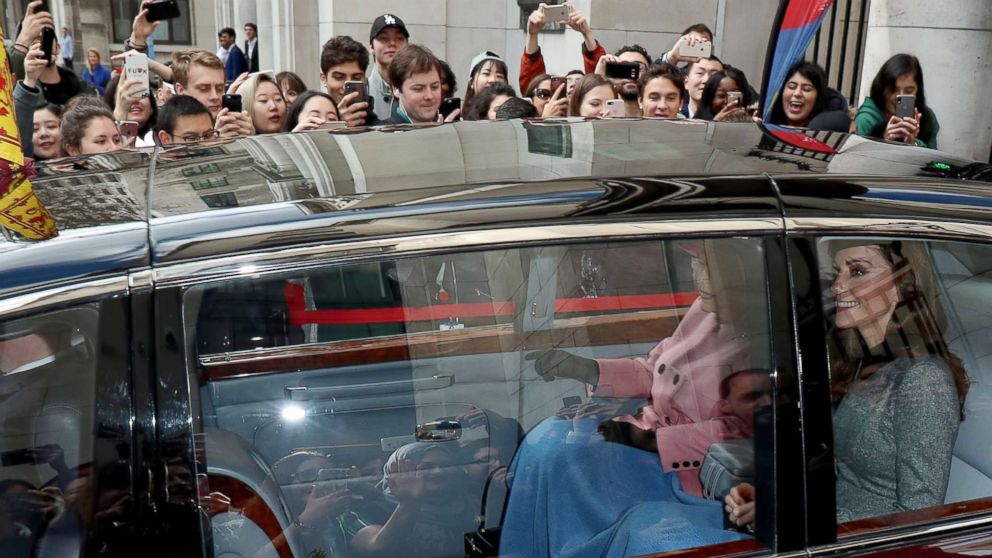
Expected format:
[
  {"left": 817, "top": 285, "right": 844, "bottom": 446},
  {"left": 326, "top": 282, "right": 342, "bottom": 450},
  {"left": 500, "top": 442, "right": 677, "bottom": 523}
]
[{"left": 2, "top": 119, "right": 992, "bottom": 558}]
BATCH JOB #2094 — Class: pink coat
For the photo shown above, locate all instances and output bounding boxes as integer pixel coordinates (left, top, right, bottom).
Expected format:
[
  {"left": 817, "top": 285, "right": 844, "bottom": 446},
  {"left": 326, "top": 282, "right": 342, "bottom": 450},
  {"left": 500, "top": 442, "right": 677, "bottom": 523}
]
[{"left": 591, "top": 298, "right": 751, "bottom": 496}]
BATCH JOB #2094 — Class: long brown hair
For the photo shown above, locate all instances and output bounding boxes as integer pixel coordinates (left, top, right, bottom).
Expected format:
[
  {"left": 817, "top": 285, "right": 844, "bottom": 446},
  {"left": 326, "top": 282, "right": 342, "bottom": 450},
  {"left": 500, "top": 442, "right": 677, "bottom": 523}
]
[
  {"left": 827, "top": 241, "right": 969, "bottom": 418},
  {"left": 568, "top": 74, "right": 615, "bottom": 117}
]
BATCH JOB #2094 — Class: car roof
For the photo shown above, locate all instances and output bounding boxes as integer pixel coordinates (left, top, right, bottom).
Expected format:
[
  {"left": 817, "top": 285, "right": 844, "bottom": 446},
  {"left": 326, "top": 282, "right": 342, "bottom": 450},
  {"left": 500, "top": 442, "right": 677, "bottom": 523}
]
[{"left": 2, "top": 119, "right": 990, "bottom": 297}]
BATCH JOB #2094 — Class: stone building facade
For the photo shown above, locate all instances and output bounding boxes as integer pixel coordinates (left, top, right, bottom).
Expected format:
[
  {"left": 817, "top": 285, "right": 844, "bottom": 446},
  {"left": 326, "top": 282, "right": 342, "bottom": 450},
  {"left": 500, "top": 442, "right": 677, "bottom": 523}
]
[{"left": 1, "top": 0, "right": 988, "bottom": 162}]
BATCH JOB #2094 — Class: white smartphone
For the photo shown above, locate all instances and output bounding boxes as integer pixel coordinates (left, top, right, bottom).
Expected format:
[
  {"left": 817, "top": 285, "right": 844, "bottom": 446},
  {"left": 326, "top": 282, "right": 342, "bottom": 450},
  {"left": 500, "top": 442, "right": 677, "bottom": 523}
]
[
  {"left": 542, "top": 3, "right": 570, "bottom": 23},
  {"left": 726, "top": 91, "right": 743, "bottom": 108},
  {"left": 604, "top": 99, "right": 625, "bottom": 118},
  {"left": 679, "top": 37, "right": 712, "bottom": 59},
  {"left": 249, "top": 69, "right": 275, "bottom": 79},
  {"left": 123, "top": 52, "right": 150, "bottom": 98}
]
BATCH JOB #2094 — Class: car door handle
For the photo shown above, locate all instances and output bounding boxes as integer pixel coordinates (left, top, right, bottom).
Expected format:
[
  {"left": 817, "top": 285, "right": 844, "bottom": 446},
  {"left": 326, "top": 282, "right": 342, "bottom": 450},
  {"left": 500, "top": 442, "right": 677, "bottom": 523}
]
[{"left": 285, "top": 375, "right": 454, "bottom": 400}]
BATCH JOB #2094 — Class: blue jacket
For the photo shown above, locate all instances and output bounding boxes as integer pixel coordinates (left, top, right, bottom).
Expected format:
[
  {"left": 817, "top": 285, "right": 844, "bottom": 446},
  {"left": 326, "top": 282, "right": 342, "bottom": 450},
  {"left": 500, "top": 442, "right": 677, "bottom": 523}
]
[
  {"left": 225, "top": 45, "right": 248, "bottom": 82},
  {"left": 82, "top": 64, "right": 112, "bottom": 96}
]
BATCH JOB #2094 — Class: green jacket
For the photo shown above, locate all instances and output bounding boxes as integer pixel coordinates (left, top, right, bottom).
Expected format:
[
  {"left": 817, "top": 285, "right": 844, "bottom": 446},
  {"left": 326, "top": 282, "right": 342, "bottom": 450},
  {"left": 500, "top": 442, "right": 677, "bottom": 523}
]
[{"left": 854, "top": 97, "right": 939, "bottom": 150}]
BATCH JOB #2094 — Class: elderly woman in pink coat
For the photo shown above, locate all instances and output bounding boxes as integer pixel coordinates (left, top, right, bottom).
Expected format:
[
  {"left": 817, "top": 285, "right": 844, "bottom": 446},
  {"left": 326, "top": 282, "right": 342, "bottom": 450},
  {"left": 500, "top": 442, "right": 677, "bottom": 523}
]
[{"left": 529, "top": 239, "right": 764, "bottom": 497}]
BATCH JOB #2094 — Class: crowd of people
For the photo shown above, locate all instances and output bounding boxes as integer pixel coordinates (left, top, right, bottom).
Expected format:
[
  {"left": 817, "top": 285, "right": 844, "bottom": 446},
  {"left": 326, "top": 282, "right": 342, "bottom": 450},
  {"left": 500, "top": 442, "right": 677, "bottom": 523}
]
[{"left": 8, "top": 0, "right": 941, "bottom": 164}]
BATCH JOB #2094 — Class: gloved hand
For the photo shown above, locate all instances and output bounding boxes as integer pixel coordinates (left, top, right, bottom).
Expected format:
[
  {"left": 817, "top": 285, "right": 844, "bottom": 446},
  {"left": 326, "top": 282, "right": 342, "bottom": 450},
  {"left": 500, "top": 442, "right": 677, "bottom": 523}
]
[{"left": 525, "top": 350, "right": 600, "bottom": 385}]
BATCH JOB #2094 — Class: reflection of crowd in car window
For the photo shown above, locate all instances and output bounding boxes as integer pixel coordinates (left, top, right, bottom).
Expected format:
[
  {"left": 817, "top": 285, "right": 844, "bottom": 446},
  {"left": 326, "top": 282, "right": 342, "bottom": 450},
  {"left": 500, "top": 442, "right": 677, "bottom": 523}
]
[{"left": 727, "top": 241, "right": 969, "bottom": 527}]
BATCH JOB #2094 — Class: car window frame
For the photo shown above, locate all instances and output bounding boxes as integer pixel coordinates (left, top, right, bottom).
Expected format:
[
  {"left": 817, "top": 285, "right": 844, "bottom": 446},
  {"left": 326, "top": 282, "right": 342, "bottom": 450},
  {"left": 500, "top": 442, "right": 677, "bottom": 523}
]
[
  {"left": 151, "top": 217, "right": 816, "bottom": 557},
  {"left": 0, "top": 275, "right": 143, "bottom": 556},
  {"left": 787, "top": 218, "right": 992, "bottom": 556}
]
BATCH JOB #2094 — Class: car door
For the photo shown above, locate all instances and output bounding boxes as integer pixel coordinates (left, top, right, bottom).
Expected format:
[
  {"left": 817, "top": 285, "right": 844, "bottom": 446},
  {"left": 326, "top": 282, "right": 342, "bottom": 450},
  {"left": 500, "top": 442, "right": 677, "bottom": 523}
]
[
  {"left": 778, "top": 177, "right": 992, "bottom": 557},
  {"left": 0, "top": 276, "right": 143, "bottom": 558},
  {"left": 148, "top": 199, "right": 815, "bottom": 558}
]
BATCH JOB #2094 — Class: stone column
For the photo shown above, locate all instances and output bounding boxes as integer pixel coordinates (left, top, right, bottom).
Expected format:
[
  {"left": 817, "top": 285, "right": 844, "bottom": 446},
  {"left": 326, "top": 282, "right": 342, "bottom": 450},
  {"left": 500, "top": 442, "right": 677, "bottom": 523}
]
[
  {"left": 859, "top": 0, "right": 992, "bottom": 161},
  {"left": 259, "top": 0, "right": 319, "bottom": 78}
]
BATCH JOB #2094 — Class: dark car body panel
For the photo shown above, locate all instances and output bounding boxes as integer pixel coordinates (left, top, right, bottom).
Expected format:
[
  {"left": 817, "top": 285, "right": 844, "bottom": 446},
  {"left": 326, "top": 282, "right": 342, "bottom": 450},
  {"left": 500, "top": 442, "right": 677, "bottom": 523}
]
[{"left": 2, "top": 119, "right": 992, "bottom": 558}]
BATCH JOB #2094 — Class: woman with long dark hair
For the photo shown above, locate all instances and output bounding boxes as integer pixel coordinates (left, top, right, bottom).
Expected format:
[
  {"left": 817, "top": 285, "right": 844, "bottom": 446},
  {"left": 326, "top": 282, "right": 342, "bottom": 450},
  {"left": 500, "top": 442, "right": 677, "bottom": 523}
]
[
  {"left": 463, "top": 82, "right": 516, "bottom": 121},
  {"left": 694, "top": 66, "right": 757, "bottom": 122},
  {"left": 768, "top": 60, "right": 828, "bottom": 128},
  {"left": 855, "top": 54, "right": 938, "bottom": 148},
  {"left": 281, "top": 91, "right": 339, "bottom": 133},
  {"left": 727, "top": 240, "right": 968, "bottom": 527},
  {"left": 462, "top": 51, "right": 509, "bottom": 116}
]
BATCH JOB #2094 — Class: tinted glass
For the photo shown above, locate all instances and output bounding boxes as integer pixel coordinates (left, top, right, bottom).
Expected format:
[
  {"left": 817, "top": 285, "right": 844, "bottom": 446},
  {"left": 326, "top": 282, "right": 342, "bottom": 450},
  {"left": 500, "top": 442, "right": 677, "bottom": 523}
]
[
  {"left": 815, "top": 238, "right": 992, "bottom": 536},
  {"left": 0, "top": 303, "right": 121, "bottom": 558},
  {"left": 186, "top": 237, "right": 773, "bottom": 557}
]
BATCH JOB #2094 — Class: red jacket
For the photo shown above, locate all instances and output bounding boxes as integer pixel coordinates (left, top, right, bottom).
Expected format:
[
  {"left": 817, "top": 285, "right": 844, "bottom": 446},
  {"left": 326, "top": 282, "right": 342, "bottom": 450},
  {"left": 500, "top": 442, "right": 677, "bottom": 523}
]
[{"left": 518, "top": 41, "right": 605, "bottom": 93}]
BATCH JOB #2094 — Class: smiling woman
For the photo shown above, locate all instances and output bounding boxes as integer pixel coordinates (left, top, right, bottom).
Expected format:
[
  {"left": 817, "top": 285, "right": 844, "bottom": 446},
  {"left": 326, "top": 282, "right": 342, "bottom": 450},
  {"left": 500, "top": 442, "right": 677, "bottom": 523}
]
[{"left": 769, "top": 60, "right": 828, "bottom": 128}]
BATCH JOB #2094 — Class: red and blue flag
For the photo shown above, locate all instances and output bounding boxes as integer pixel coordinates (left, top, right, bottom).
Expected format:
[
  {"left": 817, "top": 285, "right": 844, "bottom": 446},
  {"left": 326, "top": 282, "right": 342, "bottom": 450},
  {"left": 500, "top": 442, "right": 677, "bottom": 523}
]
[{"left": 761, "top": 0, "right": 835, "bottom": 120}]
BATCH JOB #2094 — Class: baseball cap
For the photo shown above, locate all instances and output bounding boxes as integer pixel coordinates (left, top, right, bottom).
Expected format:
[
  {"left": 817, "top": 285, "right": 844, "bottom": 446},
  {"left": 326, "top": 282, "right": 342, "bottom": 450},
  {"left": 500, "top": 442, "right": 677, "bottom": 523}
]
[
  {"left": 370, "top": 14, "right": 409, "bottom": 43},
  {"left": 469, "top": 51, "right": 504, "bottom": 76}
]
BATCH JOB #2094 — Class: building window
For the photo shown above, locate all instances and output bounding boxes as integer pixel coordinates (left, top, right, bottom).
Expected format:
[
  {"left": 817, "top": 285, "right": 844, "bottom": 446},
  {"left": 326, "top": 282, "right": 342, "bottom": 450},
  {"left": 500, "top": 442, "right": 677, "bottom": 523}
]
[{"left": 111, "top": 0, "right": 192, "bottom": 45}]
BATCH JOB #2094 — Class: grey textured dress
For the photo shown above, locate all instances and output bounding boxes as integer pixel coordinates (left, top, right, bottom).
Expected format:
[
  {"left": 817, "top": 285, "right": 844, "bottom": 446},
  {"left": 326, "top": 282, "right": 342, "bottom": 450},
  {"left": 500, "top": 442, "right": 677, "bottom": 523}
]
[{"left": 833, "top": 356, "right": 959, "bottom": 522}]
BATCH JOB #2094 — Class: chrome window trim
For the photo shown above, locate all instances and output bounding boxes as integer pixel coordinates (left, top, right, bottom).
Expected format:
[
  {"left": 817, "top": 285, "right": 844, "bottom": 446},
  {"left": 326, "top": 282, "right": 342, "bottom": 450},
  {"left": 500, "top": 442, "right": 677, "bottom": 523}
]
[
  {"left": 0, "top": 275, "right": 129, "bottom": 319},
  {"left": 808, "top": 514, "right": 992, "bottom": 557},
  {"left": 786, "top": 217, "right": 992, "bottom": 240},
  {"left": 153, "top": 218, "right": 784, "bottom": 287}
]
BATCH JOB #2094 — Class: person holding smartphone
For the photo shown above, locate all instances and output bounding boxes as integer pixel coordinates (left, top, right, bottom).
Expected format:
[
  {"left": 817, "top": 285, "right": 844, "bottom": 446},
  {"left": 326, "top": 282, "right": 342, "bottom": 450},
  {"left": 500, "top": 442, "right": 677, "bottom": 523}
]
[
  {"left": 319, "top": 35, "right": 379, "bottom": 127},
  {"left": 104, "top": 72, "right": 159, "bottom": 147},
  {"left": 654, "top": 23, "right": 715, "bottom": 67},
  {"left": 693, "top": 67, "right": 757, "bottom": 123},
  {"left": 379, "top": 45, "right": 460, "bottom": 125},
  {"left": 7, "top": 1, "right": 54, "bottom": 79},
  {"left": 594, "top": 45, "right": 651, "bottom": 117},
  {"left": 171, "top": 49, "right": 253, "bottom": 138},
  {"left": 854, "top": 53, "right": 939, "bottom": 149},
  {"left": 519, "top": 4, "right": 605, "bottom": 95}
]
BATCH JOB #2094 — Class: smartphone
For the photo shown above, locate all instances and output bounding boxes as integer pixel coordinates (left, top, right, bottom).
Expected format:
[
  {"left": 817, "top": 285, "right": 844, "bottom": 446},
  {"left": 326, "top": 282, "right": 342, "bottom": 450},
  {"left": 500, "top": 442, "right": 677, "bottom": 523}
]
[
  {"left": 440, "top": 97, "right": 461, "bottom": 119},
  {"left": 123, "top": 52, "right": 150, "bottom": 98},
  {"left": 726, "top": 91, "right": 743, "bottom": 108},
  {"left": 249, "top": 69, "right": 275, "bottom": 79},
  {"left": 896, "top": 94, "right": 916, "bottom": 118},
  {"left": 550, "top": 76, "right": 567, "bottom": 94},
  {"left": 222, "top": 94, "right": 242, "bottom": 113},
  {"left": 562, "top": 395, "right": 583, "bottom": 407},
  {"left": 118, "top": 120, "right": 140, "bottom": 141},
  {"left": 41, "top": 26, "right": 56, "bottom": 67},
  {"left": 542, "top": 3, "right": 570, "bottom": 23},
  {"left": 604, "top": 99, "right": 625, "bottom": 118},
  {"left": 1, "top": 448, "right": 34, "bottom": 466},
  {"left": 679, "top": 36, "right": 712, "bottom": 59},
  {"left": 145, "top": 0, "right": 181, "bottom": 22},
  {"left": 605, "top": 61, "right": 640, "bottom": 81},
  {"left": 343, "top": 80, "right": 366, "bottom": 102}
]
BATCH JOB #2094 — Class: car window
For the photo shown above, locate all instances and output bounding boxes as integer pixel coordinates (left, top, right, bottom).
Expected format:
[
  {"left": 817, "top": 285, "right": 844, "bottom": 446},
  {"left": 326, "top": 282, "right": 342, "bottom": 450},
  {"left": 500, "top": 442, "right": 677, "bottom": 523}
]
[
  {"left": 0, "top": 302, "right": 120, "bottom": 558},
  {"left": 815, "top": 238, "right": 992, "bottom": 537},
  {"left": 185, "top": 236, "right": 775, "bottom": 558}
]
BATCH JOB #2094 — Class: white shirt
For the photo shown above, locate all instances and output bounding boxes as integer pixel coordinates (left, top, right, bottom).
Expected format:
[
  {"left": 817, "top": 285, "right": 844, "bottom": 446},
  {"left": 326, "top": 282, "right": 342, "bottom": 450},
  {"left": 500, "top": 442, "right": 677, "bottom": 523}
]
[
  {"left": 246, "top": 38, "right": 257, "bottom": 59},
  {"left": 216, "top": 46, "right": 230, "bottom": 65}
]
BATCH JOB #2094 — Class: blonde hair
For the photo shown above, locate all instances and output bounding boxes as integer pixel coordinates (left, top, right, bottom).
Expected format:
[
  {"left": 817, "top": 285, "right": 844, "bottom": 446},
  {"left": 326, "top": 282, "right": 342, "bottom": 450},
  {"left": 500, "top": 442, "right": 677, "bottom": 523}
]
[
  {"left": 235, "top": 73, "right": 282, "bottom": 122},
  {"left": 86, "top": 48, "right": 101, "bottom": 69},
  {"left": 171, "top": 49, "right": 224, "bottom": 88}
]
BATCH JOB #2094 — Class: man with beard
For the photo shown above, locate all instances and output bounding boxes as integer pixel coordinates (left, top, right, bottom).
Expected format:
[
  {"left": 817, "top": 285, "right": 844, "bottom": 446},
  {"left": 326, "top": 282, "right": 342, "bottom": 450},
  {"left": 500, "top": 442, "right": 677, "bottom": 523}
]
[{"left": 594, "top": 45, "right": 651, "bottom": 117}]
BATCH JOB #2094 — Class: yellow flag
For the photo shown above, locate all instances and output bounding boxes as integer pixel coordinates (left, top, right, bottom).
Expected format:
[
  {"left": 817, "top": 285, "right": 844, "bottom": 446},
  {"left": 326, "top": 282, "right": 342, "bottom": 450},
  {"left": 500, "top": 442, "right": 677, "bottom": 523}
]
[{"left": 0, "top": 23, "right": 57, "bottom": 240}]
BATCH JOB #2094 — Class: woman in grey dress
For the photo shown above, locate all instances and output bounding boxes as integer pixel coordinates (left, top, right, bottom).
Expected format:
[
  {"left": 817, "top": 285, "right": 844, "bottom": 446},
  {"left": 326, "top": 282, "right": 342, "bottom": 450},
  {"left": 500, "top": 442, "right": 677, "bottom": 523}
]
[{"left": 726, "top": 240, "right": 969, "bottom": 526}]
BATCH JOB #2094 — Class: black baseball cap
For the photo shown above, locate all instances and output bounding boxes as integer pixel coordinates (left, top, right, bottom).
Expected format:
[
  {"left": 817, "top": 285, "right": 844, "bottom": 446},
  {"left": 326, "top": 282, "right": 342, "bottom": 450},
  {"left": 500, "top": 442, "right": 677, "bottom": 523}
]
[{"left": 370, "top": 14, "right": 409, "bottom": 43}]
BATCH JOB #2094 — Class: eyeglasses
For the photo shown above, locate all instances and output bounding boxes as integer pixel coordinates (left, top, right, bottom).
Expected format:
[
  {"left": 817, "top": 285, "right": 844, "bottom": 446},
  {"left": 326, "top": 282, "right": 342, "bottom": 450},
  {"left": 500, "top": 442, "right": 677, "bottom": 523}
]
[
  {"left": 533, "top": 88, "right": 552, "bottom": 101},
  {"left": 174, "top": 129, "right": 221, "bottom": 143}
]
